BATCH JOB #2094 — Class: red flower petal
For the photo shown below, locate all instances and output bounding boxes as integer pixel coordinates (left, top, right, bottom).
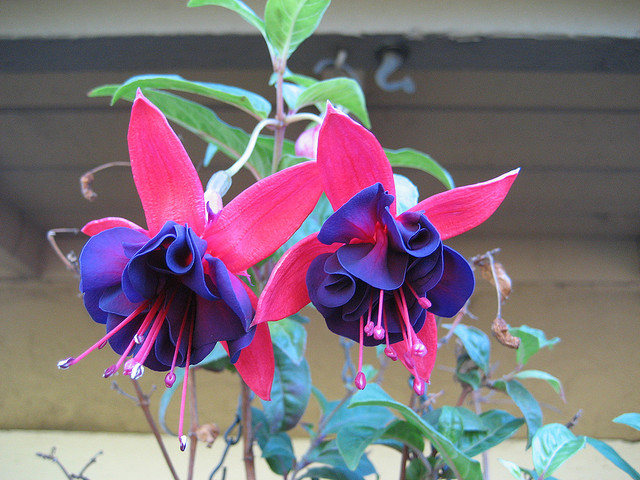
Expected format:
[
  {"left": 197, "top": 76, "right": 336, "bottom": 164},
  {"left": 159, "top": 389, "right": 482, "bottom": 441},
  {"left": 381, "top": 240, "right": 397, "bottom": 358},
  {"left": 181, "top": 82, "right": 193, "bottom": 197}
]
[
  {"left": 253, "top": 233, "right": 339, "bottom": 325},
  {"left": 395, "top": 312, "right": 438, "bottom": 383},
  {"left": 204, "top": 161, "right": 322, "bottom": 274},
  {"left": 224, "top": 322, "right": 274, "bottom": 401},
  {"left": 411, "top": 169, "right": 519, "bottom": 240},
  {"left": 128, "top": 90, "right": 206, "bottom": 236},
  {"left": 318, "top": 104, "right": 396, "bottom": 214},
  {"left": 81, "top": 217, "right": 148, "bottom": 237}
]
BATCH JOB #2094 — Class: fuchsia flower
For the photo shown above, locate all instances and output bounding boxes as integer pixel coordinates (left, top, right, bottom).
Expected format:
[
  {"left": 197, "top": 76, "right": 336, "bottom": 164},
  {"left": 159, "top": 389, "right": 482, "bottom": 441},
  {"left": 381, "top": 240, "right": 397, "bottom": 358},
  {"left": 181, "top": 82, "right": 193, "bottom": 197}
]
[
  {"left": 58, "top": 90, "right": 322, "bottom": 449},
  {"left": 254, "top": 104, "right": 518, "bottom": 395}
]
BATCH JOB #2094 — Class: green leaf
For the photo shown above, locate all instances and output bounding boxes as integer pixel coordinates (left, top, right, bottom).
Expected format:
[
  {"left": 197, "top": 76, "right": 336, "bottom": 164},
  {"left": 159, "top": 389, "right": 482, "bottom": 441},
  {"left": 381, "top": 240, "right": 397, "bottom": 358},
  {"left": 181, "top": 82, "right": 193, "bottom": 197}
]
[
  {"left": 498, "top": 459, "right": 527, "bottom": 480},
  {"left": 532, "top": 423, "right": 586, "bottom": 478},
  {"left": 614, "top": 413, "right": 640, "bottom": 432},
  {"left": 446, "top": 323, "right": 491, "bottom": 373},
  {"left": 306, "top": 440, "right": 376, "bottom": 477},
  {"left": 460, "top": 410, "right": 525, "bottom": 457},
  {"left": 337, "top": 425, "right": 382, "bottom": 470},
  {"left": 187, "top": 0, "right": 267, "bottom": 37},
  {"left": 380, "top": 419, "right": 426, "bottom": 453},
  {"left": 586, "top": 437, "right": 640, "bottom": 480},
  {"left": 158, "top": 367, "right": 185, "bottom": 436},
  {"left": 202, "top": 143, "right": 218, "bottom": 168},
  {"left": 350, "top": 384, "right": 483, "bottom": 480},
  {"left": 301, "top": 466, "right": 366, "bottom": 480},
  {"left": 261, "top": 432, "right": 295, "bottom": 475},
  {"left": 265, "top": 0, "right": 331, "bottom": 59},
  {"left": 386, "top": 148, "right": 455, "bottom": 190},
  {"left": 455, "top": 355, "right": 483, "bottom": 390},
  {"left": 110, "top": 74, "right": 272, "bottom": 119},
  {"left": 88, "top": 84, "right": 119, "bottom": 97},
  {"left": 514, "top": 370, "right": 565, "bottom": 401},
  {"left": 505, "top": 379, "right": 542, "bottom": 447},
  {"left": 269, "top": 316, "right": 307, "bottom": 365},
  {"left": 294, "top": 78, "right": 370, "bottom": 128},
  {"left": 324, "top": 397, "right": 394, "bottom": 436},
  {"left": 405, "top": 458, "right": 429, "bottom": 480},
  {"left": 197, "top": 342, "right": 233, "bottom": 372},
  {"left": 510, "top": 325, "right": 560, "bottom": 366},
  {"left": 261, "top": 348, "right": 311, "bottom": 432}
]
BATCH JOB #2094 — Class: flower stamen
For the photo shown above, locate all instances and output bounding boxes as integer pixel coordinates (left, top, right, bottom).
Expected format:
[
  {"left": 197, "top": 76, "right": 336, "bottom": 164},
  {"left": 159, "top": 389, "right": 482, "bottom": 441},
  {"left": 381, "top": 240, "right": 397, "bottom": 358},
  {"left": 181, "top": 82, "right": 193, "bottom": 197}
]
[{"left": 178, "top": 318, "right": 195, "bottom": 452}]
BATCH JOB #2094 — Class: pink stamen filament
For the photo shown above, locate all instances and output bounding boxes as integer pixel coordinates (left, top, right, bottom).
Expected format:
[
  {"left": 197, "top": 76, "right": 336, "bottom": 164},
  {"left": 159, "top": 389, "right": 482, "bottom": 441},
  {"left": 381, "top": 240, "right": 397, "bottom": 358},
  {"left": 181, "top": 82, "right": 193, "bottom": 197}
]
[
  {"left": 59, "top": 301, "right": 149, "bottom": 369},
  {"left": 354, "top": 315, "right": 366, "bottom": 390},
  {"left": 104, "top": 335, "right": 139, "bottom": 377},
  {"left": 373, "top": 289, "right": 385, "bottom": 340},
  {"left": 166, "top": 299, "right": 192, "bottom": 387},
  {"left": 132, "top": 288, "right": 178, "bottom": 367},
  {"left": 178, "top": 318, "right": 195, "bottom": 451}
]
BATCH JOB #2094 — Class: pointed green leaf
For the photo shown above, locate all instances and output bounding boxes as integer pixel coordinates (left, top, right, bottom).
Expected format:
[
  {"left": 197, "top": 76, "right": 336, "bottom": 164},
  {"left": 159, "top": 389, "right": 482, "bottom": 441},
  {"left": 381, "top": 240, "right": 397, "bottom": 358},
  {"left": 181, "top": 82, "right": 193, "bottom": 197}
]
[
  {"left": 301, "top": 466, "right": 365, "bottom": 480},
  {"left": 265, "top": 0, "right": 331, "bottom": 59},
  {"left": 613, "top": 413, "right": 640, "bottom": 432},
  {"left": 88, "top": 84, "right": 119, "bottom": 97},
  {"left": 337, "top": 425, "right": 382, "bottom": 470},
  {"left": 188, "top": 0, "right": 266, "bottom": 37},
  {"left": 498, "top": 459, "right": 527, "bottom": 480},
  {"left": 510, "top": 325, "right": 560, "bottom": 366},
  {"left": 269, "top": 316, "right": 307, "bottom": 365},
  {"left": 532, "top": 423, "right": 586, "bottom": 478},
  {"left": 514, "top": 370, "right": 565, "bottom": 401},
  {"left": 294, "top": 78, "right": 370, "bottom": 128},
  {"left": 307, "top": 440, "right": 376, "bottom": 476},
  {"left": 505, "top": 379, "right": 542, "bottom": 447},
  {"left": 380, "top": 419, "right": 426, "bottom": 453},
  {"left": 110, "top": 75, "right": 272, "bottom": 119},
  {"left": 261, "top": 432, "right": 295, "bottom": 475},
  {"left": 405, "top": 458, "right": 429, "bottom": 480},
  {"left": 586, "top": 437, "right": 640, "bottom": 480},
  {"left": 350, "top": 384, "right": 483, "bottom": 480},
  {"left": 386, "top": 148, "right": 455, "bottom": 190},
  {"left": 460, "top": 410, "right": 525, "bottom": 457},
  {"left": 203, "top": 143, "right": 219, "bottom": 168},
  {"left": 445, "top": 323, "right": 491, "bottom": 373}
]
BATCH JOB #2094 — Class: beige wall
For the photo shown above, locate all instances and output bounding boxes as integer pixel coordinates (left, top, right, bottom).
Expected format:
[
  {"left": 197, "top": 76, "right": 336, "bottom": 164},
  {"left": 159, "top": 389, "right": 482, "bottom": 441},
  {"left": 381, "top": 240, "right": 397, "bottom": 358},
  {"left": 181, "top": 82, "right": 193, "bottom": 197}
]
[{"left": 1, "top": 235, "right": 638, "bottom": 440}]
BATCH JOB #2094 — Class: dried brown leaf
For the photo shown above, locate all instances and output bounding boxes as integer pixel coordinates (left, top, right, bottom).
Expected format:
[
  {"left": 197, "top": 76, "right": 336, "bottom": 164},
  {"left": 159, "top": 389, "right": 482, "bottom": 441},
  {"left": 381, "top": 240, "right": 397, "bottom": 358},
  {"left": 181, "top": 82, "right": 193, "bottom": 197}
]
[
  {"left": 491, "top": 317, "right": 520, "bottom": 349},
  {"left": 196, "top": 423, "right": 220, "bottom": 447}
]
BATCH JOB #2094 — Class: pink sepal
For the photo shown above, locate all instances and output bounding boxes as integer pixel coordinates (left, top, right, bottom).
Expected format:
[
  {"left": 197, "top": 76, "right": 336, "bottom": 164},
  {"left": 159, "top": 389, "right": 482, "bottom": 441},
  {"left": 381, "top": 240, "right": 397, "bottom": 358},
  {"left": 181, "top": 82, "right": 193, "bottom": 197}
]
[
  {"left": 223, "top": 322, "right": 274, "bottom": 401},
  {"left": 128, "top": 90, "right": 206, "bottom": 236},
  {"left": 318, "top": 104, "right": 396, "bottom": 215},
  {"left": 81, "top": 217, "right": 148, "bottom": 237},
  {"left": 411, "top": 169, "right": 519, "bottom": 240},
  {"left": 253, "top": 233, "right": 339, "bottom": 325},
  {"left": 204, "top": 161, "right": 322, "bottom": 274},
  {"left": 395, "top": 312, "right": 438, "bottom": 383}
]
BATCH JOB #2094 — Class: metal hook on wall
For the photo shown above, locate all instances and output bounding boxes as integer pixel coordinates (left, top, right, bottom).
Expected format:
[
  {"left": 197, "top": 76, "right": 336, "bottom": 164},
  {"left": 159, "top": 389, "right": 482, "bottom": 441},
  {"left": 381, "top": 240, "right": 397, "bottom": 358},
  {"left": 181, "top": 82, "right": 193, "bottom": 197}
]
[
  {"left": 313, "top": 49, "right": 360, "bottom": 82},
  {"left": 374, "top": 46, "right": 415, "bottom": 94}
]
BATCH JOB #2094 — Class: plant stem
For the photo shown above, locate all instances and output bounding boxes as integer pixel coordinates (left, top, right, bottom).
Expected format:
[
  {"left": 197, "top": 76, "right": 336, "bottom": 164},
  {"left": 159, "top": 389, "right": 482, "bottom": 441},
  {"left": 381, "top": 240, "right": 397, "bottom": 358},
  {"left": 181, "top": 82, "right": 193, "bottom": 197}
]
[
  {"left": 272, "top": 57, "right": 287, "bottom": 173},
  {"left": 472, "top": 389, "right": 490, "bottom": 480},
  {"left": 130, "top": 378, "right": 181, "bottom": 480},
  {"left": 187, "top": 369, "right": 199, "bottom": 480},
  {"left": 241, "top": 378, "right": 256, "bottom": 480}
]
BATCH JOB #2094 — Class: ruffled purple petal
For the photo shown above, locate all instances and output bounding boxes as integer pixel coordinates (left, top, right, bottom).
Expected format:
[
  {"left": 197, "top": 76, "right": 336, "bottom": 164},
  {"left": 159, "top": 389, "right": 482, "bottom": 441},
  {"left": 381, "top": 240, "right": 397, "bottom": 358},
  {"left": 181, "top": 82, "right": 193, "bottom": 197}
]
[
  {"left": 225, "top": 327, "right": 256, "bottom": 364},
  {"left": 79, "top": 227, "right": 149, "bottom": 293},
  {"left": 318, "top": 183, "right": 393, "bottom": 245},
  {"left": 337, "top": 238, "right": 407, "bottom": 290},
  {"left": 83, "top": 289, "right": 108, "bottom": 324},
  {"left": 387, "top": 210, "right": 441, "bottom": 257},
  {"left": 426, "top": 245, "right": 474, "bottom": 317}
]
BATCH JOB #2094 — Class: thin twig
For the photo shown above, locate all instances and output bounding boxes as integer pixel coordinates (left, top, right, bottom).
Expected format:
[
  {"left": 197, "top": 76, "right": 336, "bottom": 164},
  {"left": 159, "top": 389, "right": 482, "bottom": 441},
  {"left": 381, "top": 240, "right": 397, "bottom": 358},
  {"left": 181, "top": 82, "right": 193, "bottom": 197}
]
[
  {"left": 438, "top": 305, "right": 468, "bottom": 349},
  {"left": 565, "top": 409, "right": 583, "bottom": 430},
  {"left": 241, "top": 379, "right": 256, "bottom": 480},
  {"left": 76, "top": 450, "right": 104, "bottom": 478},
  {"left": 47, "top": 228, "right": 81, "bottom": 274},
  {"left": 208, "top": 415, "right": 241, "bottom": 480},
  {"left": 129, "top": 379, "right": 181, "bottom": 480},
  {"left": 36, "top": 448, "right": 73, "bottom": 479},
  {"left": 80, "top": 161, "right": 130, "bottom": 201}
]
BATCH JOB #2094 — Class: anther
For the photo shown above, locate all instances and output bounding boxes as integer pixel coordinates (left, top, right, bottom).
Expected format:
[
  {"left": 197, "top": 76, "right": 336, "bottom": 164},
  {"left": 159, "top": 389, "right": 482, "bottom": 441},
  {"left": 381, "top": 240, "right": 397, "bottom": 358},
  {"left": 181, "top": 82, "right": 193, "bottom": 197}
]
[
  {"left": 412, "top": 341, "right": 427, "bottom": 357},
  {"left": 57, "top": 357, "right": 75, "bottom": 369},
  {"left": 123, "top": 358, "right": 135, "bottom": 376},
  {"left": 373, "top": 325, "right": 385, "bottom": 340},
  {"left": 384, "top": 346, "right": 398, "bottom": 361},
  {"left": 130, "top": 362, "right": 145, "bottom": 380},
  {"left": 418, "top": 297, "right": 432, "bottom": 309},
  {"left": 98, "top": 340, "right": 108, "bottom": 349},
  {"left": 364, "top": 321, "right": 375, "bottom": 336},
  {"left": 413, "top": 377, "right": 425, "bottom": 396},
  {"left": 103, "top": 365, "right": 118, "bottom": 378},
  {"left": 165, "top": 372, "right": 177, "bottom": 388},
  {"left": 179, "top": 435, "right": 188, "bottom": 451},
  {"left": 354, "top": 371, "right": 367, "bottom": 390},
  {"left": 134, "top": 334, "right": 145, "bottom": 344}
]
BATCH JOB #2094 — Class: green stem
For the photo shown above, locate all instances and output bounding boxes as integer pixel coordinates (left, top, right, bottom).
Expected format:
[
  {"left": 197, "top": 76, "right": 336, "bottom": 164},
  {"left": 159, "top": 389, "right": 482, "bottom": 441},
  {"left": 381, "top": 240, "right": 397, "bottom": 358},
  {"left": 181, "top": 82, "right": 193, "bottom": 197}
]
[{"left": 272, "top": 56, "right": 287, "bottom": 173}]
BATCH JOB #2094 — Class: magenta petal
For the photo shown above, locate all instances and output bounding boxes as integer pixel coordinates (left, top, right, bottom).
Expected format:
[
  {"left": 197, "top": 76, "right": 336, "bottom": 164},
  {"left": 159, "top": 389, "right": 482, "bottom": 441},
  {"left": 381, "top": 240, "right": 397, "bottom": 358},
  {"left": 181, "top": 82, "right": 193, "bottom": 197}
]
[
  {"left": 411, "top": 169, "right": 519, "bottom": 240},
  {"left": 253, "top": 233, "right": 339, "bottom": 325},
  {"left": 317, "top": 104, "right": 396, "bottom": 214},
  {"left": 128, "top": 90, "right": 206, "bottom": 236},
  {"left": 204, "top": 161, "right": 322, "bottom": 274},
  {"left": 81, "top": 217, "right": 147, "bottom": 237},
  {"left": 224, "top": 322, "right": 274, "bottom": 401}
]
